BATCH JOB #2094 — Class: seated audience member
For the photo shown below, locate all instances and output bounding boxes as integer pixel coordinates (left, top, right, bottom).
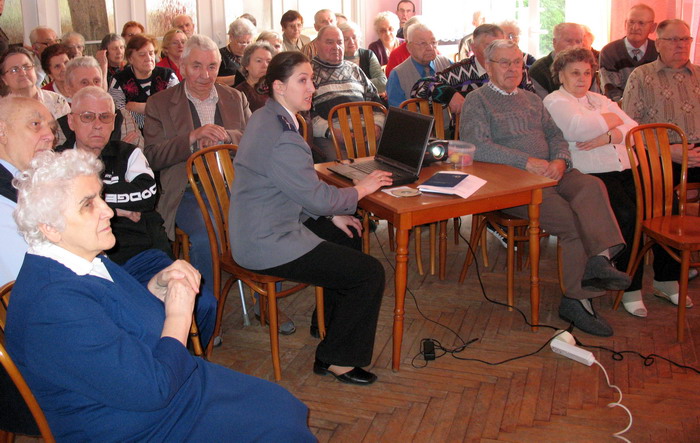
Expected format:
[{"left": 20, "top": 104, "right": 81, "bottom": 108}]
[
  {"left": 144, "top": 35, "right": 250, "bottom": 298},
  {"left": 395, "top": 0, "right": 416, "bottom": 39},
  {"left": 231, "top": 51, "right": 389, "bottom": 385},
  {"left": 0, "top": 97, "right": 55, "bottom": 286},
  {"left": 57, "top": 86, "right": 217, "bottom": 344},
  {"left": 368, "top": 11, "right": 403, "bottom": 66},
  {"left": 499, "top": 20, "right": 536, "bottom": 67},
  {"left": 412, "top": 24, "right": 533, "bottom": 114},
  {"left": 529, "top": 22, "right": 589, "bottom": 99},
  {"left": 61, "top": 31, "right": 86, "bottom": 58},
  {"left": 335, "top": 13, "right": 348, "bottom": 26},
  {"left": 109, "top": 34, "right": 179, "bottom": 131},
  {"left": 218, "top": 18, "right": 256, "bottom": 87},
  {"left": 236, "top": 42, "right": 275, "bottom": 112},
  {"left": 0, "top": 46, "right": 70, "bottom": 119},
  {"left": 340, "top": 21, "right": 387, "bottom": 94},
  {"left": 280, "top": 10, "right": 310, "bottom": 52},
  {"left": 302, "top": 9, "right": 337, "bottom": 60},
  {"left": 257, "top": 30, "right": 283, "bottom": 52},
  {"left": 172, "top": 13, "right": 195, "bottom": 38},
  {"left": 100, "top": 33, "right": 127, "bottom": 85},
  {"left": 29, "top": 26, "right": 59, "bottom": 86},
  {"left": 121, "top": 20, "right": 144, "bottom": 45},
  {"left": 40, "top": 43, "right": 71, "bottom": 99},
  {"left": 543, "top": 47, "right": 689, "bottom": 316},
  {"left": 599, "top": 4, "right": 658, "bottom": 102},
  {"left": 157, "top": 28, "right": 187, "bottom": 81},
  {"left": 457, "top": 10, "right": 488, "bottom": 60},
  {"left": 311, "top": 25, "right": 384, "bottom": 162},
  {"left": 386, "top": 22, "right": 451, "bottom": 107},
  {"left": 461, "top": 40, "right": 631, "bottom": 337},
  {"left": 385, "top": 15, "right": 422, "bottom": 77},
  {"left": 622, "top": 18, "right": 700, "bottom": 184},
  {"left": 5, "top": 148, "right": 315, "bottom": 443},
  {"left": 56, "top": 56, "right": 143, "bottom": 149},
  {"left": 581, "top": 25, "right": 600, "bottom": 60}
]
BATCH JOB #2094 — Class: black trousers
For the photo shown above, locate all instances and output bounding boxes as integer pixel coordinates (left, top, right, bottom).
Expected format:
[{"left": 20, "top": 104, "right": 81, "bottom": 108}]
[
  {"left": 256, "top": 217, "right": 385, "bottom": 367},
  {"left": 593, "top": 169, "right": 679, "bottom": 289}
]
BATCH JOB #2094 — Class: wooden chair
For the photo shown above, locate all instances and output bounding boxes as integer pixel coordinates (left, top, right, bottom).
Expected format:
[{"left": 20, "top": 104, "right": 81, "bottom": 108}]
[
  {"left": 612, "top": 123, "right": 700, "bottom": 342},
  {"left": 186, "top": 144, "right": 325, "bottom": 380},
  {"left": 460, "top": 213, "right": 564, "bottom": 310},
  {"left": 399, "top": 98, "right": 461, "bottom": 275},
  {"left": 171, "top": 228, "right": 206, "bottom": 357},
  {"left": 0, "top": 282, "right": 55, "bottom": 443}
]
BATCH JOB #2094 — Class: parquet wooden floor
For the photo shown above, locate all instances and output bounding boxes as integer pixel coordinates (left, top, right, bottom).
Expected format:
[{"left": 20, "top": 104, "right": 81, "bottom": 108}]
[
  {"left": 14, "top": 217, "right": 699, "bottom": 443},
  {"left": 209, "top": 217, "right": 700, "bottom": 442}
]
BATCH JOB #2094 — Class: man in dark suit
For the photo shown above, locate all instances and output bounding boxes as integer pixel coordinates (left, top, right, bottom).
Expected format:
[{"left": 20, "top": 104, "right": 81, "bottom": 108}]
[{"left": 144, "top": 34, "right": 251, "bottom": 298}]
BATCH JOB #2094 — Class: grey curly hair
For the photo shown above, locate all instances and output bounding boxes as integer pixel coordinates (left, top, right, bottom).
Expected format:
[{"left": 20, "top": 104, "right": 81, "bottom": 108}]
[{"left": 13, "top": 150, "right": 104, "bottom": 248}]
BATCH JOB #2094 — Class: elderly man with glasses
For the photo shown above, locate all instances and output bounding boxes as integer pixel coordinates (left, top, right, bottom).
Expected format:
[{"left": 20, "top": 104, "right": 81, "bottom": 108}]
[
  {"left": 29, "top": 26, "right": 59, "bottom": 86},
  {"left": 386, "top": 22, "right": 451, "bottom": 107}
]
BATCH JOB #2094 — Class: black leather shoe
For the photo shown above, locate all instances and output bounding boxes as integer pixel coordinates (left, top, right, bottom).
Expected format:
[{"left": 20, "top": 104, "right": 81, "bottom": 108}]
[
  {"left": 313, "top": 359, "right": 377, "bottom": 385},
  {"left": 559, "top": 297, "right": 613, "bottom": 337},
  {"left": 310, "top": 324, "right": 320, "bottom": 338},
  {"left": 581, "top": 255, "right": 632, "bottom": 291}
]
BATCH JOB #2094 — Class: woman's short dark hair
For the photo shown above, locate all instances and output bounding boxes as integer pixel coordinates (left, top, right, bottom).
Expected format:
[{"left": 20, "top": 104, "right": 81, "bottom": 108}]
[
  {"left": 551, "top": 47, "right": 597, "bottom": 81},
  {"left": 40, "top": 43, "right": 69, "bottom": 74},
  {"left": 100, "top": 33, "right": 124, "bottom": 51},
  {"left": 241, "top": 42, "right": 275, "bottom": 70},
  {"left": 121, "top": 21, "right": 145, "bottom": 37},
  {"left": 125, "top": 34, "right": 159, "bottom": 61},
  {"left": 265, "top": 51, "right": 309, "bottom": 96},
  {"left": 280, "top": 10, "right": 303, "bottom": 27}
]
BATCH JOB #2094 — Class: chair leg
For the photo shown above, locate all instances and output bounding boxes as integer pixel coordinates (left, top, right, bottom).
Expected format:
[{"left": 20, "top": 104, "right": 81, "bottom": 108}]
[
  {"left": 480, "top": 223, "right": 489, "bottom": 267},
  {"left": 0, "top": 430, "right": 15, "bottom": 443},
  {"left": 677, "top": 250, "right": 691, "bottom": 342},
  {"left": 557, "top": 240, "right": 565, "bottom": 295},
  {"left": 266, "top": 282, "right": 282, "bottom": 381},
  {"left": 414, "top": 227, "right": 424, "bottom": 275},
  {"left": 315, "top": 287, "right": 326, "bottom": 339},
  {"left": 453, "top": 217, "right": 460, "bottom": 245},
  {"left": 460, "top": 214, "right": 486, "bottom": 282},
  {"left": 189, "top": 315, "right": 204, "bottom": 356},
  {"left": 388, "top": 223, "right": 395, "bottom": 251},
  {"left": 362, "top": 212, "right": 371, "bottom": 254},
  {"left": 506, "top": 225, "right": 516, "bottom": 311},
  {"left": 430, "top": 223, "right": 437, "bottom": 275}
]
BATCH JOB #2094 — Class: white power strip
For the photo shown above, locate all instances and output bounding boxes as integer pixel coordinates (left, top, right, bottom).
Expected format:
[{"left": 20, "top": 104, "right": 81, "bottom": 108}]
[{"left": 550, "top": 340, "right": 596, "bottom": 366}]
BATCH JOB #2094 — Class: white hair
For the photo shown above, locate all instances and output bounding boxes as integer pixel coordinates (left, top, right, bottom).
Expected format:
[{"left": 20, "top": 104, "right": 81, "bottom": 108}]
[
  {"left": 13, "top": 150, "right": 104, "bottom": 248},
  {"left": 182, "top": 34, "right": 221, "bottom": 63},
  {"left": 71, "top": 85, "right": 115, "bottom": 112},
  {"left": 374, "top": 11, "right": 400, "bottom": 33},
  {"left": 228, "top": 18, "right": 256, "bottom": 37},
  {"left": 65, "top": 56, "right": 101, "bottom": 87},
  {"left": 406, "top": 23, "right": 431, "bottom": 43}
]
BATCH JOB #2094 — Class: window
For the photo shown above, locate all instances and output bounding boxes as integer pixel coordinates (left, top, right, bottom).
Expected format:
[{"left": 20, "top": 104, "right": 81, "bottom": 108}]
[
  {"left": 146, "top": 0, "right": 198, "bottom": 38},
  {"left": 1, "top": 0, "right": 24, "bottom": 45}
]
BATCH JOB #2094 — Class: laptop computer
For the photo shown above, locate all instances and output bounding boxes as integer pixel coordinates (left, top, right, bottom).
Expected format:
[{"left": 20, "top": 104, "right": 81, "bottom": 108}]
[{"left": 327, "top": 106, "right": 435, "bottom": 186}]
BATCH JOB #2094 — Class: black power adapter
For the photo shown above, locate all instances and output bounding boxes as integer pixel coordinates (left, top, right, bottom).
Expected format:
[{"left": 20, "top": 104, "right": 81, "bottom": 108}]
[{"left": 422, "top": 339, "right": 436, "bottom": 361}]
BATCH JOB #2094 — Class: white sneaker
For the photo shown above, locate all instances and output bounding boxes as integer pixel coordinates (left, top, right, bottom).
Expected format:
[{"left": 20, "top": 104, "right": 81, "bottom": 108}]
[{"left": 653, "top": 280, "right": 694, "bottom": 308}]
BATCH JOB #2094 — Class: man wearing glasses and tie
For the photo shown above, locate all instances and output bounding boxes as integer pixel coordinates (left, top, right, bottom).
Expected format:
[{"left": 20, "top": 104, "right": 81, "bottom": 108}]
[{"left": 599, "top": 3, "right": 658, "bottom": 102}]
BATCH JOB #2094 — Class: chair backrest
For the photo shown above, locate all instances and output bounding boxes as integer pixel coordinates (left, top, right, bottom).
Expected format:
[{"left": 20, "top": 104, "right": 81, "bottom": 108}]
[
  {"left": 186, "top": 144, "right": 237, "bottom": 286},
  {"left": 295, "top": 113, "right": 309, "bottom": 142},
  {"left": 0, "top": 282, "right": 56, "bottom": 442},
  {"left": 625, "top": 123, "right": 690, "bottom": 221},
  {"left": 327, "top": 101, "right": 387, "bottom": 159},
  {"left": 398, "top": 98, "right": 448, "bottom": 139}
]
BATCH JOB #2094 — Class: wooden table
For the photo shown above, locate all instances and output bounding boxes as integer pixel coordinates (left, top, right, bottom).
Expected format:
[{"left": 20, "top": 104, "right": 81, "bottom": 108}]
[{"left": 316, "top": 161, "right": 557, "bottom": 371}]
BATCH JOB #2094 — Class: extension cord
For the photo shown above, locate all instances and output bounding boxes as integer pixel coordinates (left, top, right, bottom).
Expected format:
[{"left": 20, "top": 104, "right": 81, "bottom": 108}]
[{"left": 550, "top": 340, "right": 595, "bottom": 366}]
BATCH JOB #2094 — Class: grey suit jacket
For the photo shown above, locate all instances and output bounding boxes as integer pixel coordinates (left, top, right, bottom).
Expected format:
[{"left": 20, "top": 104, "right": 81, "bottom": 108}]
[
  {"left": 230, "top": 98, "right": 358, "bottom": 270},
  {"left": 143, "top": 82, "right": 251, "bottom": 239}
]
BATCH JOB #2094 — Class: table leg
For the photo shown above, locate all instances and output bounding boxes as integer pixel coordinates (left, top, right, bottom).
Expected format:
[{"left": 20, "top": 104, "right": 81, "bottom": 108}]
[
  {"left": 439, "top": 220, "right": 447, "bottom": 280},
  {"left": 527, "top": 190, "right": 542, "bottom": 331},
  {"left": 392, "top": 227, "right": 410, "bottom": 371}
]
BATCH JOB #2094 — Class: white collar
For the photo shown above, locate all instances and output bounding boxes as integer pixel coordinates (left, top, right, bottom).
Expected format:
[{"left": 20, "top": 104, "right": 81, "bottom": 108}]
[
  {"left": 29, "top": 243, "right": 113, "bottom": 282},
  {"left": 624, "top": 37, "right": 648, "bottom": 57},
  {"left": 487, "top": 82, "right": 518, "bottom": 96},
  {"left": 474, "top": 57, "right": 487, "bottom": 76}
]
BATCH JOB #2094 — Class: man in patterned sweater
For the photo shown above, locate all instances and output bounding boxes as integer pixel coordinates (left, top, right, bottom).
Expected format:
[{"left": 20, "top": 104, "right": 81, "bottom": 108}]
[
  {"left": 311, "top": 25, "right": 383, "bottom": 162},
  {"left": 461, "top": 40, "right": 630, "bottom": 337},
  {"left": 411, "top": 24, "right": 534, "bottom": 114},
  {"left": 599, "top": 4, "right": 658, "bottom": 102}
]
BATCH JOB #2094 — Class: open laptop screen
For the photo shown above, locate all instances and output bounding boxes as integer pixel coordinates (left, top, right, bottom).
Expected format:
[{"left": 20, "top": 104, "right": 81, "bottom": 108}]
[{"left": 376, "top": 107, "right": 434, "bottom": 171}]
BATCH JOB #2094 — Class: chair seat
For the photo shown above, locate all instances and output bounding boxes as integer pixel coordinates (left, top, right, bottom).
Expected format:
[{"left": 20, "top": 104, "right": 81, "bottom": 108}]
[{"left": 643, "top": 215, "right": 700, "bottom": 250}]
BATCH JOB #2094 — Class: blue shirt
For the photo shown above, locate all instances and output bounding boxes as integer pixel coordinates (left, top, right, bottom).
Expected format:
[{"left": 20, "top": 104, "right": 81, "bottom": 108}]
[{"left": 387, "top": 58, "right": 440, "bottom": 107}]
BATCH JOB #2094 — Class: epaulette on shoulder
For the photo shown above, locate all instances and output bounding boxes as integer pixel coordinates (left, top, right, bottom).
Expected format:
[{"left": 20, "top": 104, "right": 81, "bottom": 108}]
[{"left": 277, "top": 115, "right": 297, "bottom": 132}]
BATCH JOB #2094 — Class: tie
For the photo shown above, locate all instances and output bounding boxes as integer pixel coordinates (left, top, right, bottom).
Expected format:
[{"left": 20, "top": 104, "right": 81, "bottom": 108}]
[
  {"left": 424, "top": 64, "right": 431, "bottom": 77},
  {"left": 631, "top": 48, "right": 642, "bottom": 62}
]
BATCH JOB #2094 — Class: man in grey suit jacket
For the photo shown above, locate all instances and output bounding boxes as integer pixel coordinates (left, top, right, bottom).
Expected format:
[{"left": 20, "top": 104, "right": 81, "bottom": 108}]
[{"left": 144, "top": 34, "right": 251, "bottom": 297}]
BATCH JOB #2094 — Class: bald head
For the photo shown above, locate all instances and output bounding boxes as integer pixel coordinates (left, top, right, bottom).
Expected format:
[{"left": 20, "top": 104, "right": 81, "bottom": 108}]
[{"left": 0, "top": 97, "right": 55, "bottom": 170}]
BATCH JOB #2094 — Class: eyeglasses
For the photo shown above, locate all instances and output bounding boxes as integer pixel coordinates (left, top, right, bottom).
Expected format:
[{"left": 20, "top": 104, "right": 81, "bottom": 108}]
[
  {"left": 72, "top": 111, "right": 116, "bottom": 124},
  {"left": 489, "top": 58, "right": 524, "bottom": 69},
  {"left": 36, "top": 38, "right": 60, "bottom": 47},
  {"left": 627, "top": 20, "right": 654, "bottom": 27},
  {"left": 3, "top": 64, "right": 35, "bottom": 75},
  {"left": 65, "top": 44, "right": 85, "bottom": 51},
  {"left": 657, "top": 36, "right": 694, "bottom": 44},
  {"left": 414, "top": 41, "right": 438, "bottom": 49}
]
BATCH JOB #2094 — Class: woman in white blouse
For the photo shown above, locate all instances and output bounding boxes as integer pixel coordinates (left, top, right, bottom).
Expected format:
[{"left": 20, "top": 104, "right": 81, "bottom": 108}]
[{"left": 544, "top": 47, "right": 689, "bottom": 318}]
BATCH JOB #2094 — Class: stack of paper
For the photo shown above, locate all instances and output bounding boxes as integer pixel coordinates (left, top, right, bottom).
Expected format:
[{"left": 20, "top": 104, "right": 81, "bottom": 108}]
[{"left": 418, "top": 171, "right": 487, "bottom": 199}]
